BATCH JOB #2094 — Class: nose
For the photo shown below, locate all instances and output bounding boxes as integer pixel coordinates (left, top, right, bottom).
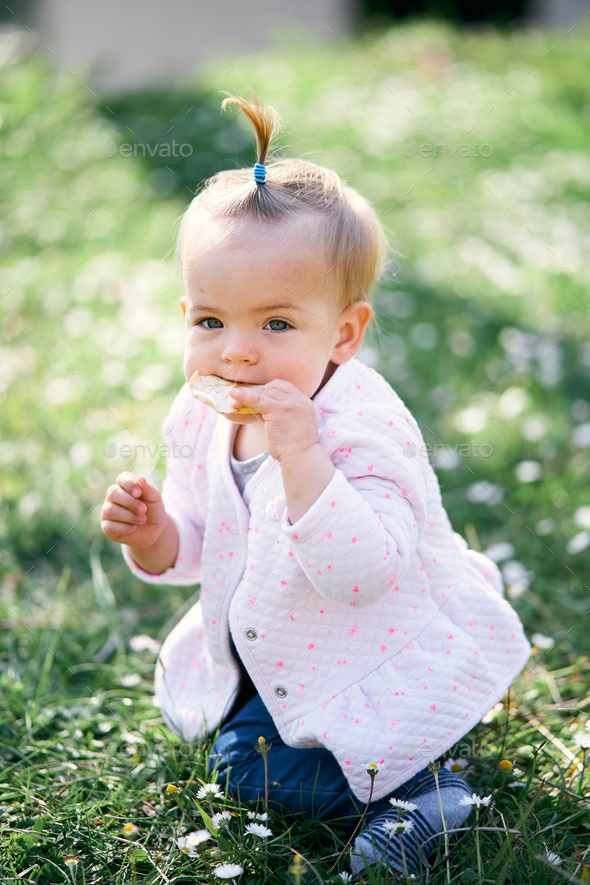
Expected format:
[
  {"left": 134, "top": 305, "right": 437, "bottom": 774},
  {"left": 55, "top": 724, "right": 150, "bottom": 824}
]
[{"left": 220, "top": 331, "right": 257, "bottom": 366}]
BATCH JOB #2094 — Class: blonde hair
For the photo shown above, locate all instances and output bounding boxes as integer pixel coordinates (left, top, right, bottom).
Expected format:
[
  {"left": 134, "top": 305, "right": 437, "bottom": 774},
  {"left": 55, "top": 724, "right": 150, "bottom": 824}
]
[{"left": 175, "top": 87, "right": 391, "bottom": 314}]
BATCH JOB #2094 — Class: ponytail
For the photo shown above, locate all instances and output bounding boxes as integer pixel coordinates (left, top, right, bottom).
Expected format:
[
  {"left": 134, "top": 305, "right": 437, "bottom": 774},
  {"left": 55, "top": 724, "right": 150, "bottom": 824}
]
[
  {"left": 176, "top": 86, "right": 391, "bottom": 309},
  {"left": 220, "top": 86, "right": 280, "bottom": 172}
]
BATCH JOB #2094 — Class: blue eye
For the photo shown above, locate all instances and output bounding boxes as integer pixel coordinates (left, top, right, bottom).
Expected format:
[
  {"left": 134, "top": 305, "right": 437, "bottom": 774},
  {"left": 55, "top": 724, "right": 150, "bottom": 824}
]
[
  {"left": 266, "top": 319, "right": 291, "bottom": 332},
  {"left": 195, "top": 318, "right": 223, "bottom": 329},
  {"left": 194, "top": 317, "right": 292, "bottom": 332}
]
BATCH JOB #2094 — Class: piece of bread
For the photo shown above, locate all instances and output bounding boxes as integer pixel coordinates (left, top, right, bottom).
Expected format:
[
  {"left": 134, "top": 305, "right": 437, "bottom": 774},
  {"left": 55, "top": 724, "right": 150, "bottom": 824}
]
[{"left": 188, "top": 370, "right": 261, "bottom": 414}]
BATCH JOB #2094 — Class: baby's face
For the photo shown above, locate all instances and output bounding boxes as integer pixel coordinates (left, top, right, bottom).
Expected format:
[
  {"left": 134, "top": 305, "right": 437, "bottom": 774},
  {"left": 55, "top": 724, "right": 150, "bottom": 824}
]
[{"left": 181, "top": 222, "right": 346, "bottom": 424}]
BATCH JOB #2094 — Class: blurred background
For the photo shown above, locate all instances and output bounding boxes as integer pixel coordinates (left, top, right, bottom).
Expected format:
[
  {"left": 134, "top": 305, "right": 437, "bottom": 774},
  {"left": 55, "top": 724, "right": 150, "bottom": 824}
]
[
  {"left": 2, "top": 0, "right": 589, "bottom": 92},
  {"left": 1, "top": 1, "right": 589, "bottom": 712}
]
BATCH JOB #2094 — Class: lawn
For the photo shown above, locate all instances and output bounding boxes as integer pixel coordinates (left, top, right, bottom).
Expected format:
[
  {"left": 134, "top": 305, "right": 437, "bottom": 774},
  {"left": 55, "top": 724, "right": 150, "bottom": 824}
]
[{"left": 1, "top": 15, "right": 589, "bottom": 884}]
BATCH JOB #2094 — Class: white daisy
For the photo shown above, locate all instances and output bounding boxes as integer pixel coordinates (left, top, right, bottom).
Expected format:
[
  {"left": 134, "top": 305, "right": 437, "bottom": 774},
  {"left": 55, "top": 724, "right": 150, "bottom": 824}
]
[
  {"left": 382, "top": 818, "right": 415, "bottom": 835},
  {"left": 459, "top": 793, "right": 492, "bottom": 808},
  {"left": 340, "top": 874, "right": 354, "bottom": 883},
  {"left": 573, "top": 731, "right": 590, "bottom": 749},
  {"left": 362, "top": 761, "right": 385, "bottom": 773},
  {"left": 197, "top": 783, "right": 224, "bottom": 800},
  {"left": 444, "top": 757, "right": 468, "bottom": 772},
  {"left": 213, "top": 862, "right": 244, "bottom": 878},
  {"left": 211, "top": 811, "right": 232, "bottom": 829},
  {"left": 129, "top": 634, "right": 161, "bottom": 654},
  {"left": 177, "top": 830, "right": 213, "bottom": 855},
  {"left": 246, "top": 810, "right": 268, "bottom": 820},
  {"left": 244, "top": 822, "right": 273, "bottom": 839},
  {"left": 542, "top": 844, "right": 563, "bottom": 866},
  {"left": 388, "top": 798, "right": 417, "bottom": 813}
]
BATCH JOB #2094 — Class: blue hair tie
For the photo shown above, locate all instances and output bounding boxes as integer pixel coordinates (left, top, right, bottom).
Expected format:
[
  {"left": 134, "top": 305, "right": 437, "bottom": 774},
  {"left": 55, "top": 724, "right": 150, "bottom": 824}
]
[{"left": 254, "top": 162, "right": 266, "bottom": 184}]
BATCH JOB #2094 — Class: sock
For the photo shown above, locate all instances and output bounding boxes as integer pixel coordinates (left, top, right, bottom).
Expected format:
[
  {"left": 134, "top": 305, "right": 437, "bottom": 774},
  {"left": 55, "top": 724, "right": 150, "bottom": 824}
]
[{"left": 350, "top": 769, "right": 472, "bottom": 877}]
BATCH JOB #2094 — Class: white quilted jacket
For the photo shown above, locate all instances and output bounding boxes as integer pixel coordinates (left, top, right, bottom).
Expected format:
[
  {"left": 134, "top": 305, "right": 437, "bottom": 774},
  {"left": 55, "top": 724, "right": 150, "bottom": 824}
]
[{"left": 122, "top": 356, "right": 531, "bottom": 802}]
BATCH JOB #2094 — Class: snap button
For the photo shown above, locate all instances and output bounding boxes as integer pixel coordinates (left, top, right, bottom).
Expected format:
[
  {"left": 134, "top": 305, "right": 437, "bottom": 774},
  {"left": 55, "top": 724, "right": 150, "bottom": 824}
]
[
  {"left": 274, "top": 685, "right": 287, "bottom": 698},
  {"left": 213, "top": 569, "right": 226, "bottom": 585},
  {"left": 245, "top": 628, "right": 258, "bottom": 641},
  {"left": 265, "top": 500, "right": 278, "bottom": 520},
  {"left": 266, "top": 496, "right": 286, "bottom": 521}
]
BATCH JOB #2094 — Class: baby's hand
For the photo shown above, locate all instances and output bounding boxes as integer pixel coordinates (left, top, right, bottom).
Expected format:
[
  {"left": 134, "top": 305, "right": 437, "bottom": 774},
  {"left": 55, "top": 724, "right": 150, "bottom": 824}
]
[
  {"left": 230, "top": 379, "right": 320, "bottom": 462},
  {"left": 101, "top": 472, "right": 168, "bottom": 548}
]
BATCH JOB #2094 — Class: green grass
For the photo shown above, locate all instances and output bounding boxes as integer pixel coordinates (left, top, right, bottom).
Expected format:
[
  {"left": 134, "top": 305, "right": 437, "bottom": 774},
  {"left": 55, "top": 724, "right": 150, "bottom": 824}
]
[
  {"left": 2, "top": 613, "right": 589, "bottom": 883},
  {"left": 1, "top": 15, "right": 590, "bottom": 883}
]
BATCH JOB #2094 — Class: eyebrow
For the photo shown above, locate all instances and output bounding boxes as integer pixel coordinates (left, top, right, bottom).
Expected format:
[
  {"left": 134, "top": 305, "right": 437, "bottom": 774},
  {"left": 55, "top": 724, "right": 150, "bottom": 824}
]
[{"left": 189, "top": 302, "right": 306, "bottom": 314}]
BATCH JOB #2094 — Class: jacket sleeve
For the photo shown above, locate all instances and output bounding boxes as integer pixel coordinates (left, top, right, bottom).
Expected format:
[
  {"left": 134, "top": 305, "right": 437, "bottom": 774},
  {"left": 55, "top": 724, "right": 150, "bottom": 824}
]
[
  {"left": 278, "top": 403, "right": 429, "bottom": 607},
  {"left": 121, "top": 384, "right": 210, "bottom": 586}
]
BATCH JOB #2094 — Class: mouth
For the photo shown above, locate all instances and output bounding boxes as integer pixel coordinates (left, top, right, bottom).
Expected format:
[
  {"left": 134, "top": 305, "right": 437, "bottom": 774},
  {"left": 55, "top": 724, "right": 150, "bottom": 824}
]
[
  {"left": 222, "top": 376, "right": 263, "bottom": 385},
  {"left": 193, "top": 370, "right": 264, "bottom": 387}
]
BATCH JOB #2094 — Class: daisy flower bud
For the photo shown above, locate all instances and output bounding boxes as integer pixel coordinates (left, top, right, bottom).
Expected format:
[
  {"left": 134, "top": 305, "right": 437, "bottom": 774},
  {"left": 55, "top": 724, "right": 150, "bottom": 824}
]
[
  {"left": 254, "top": 736, "right": 272, "bottom": 756},
  {"left": 288, "top": 854, "right": 308, "bottom": 877},
  {"left": 64, "top": 856, "right": 81, "bottom": 868}
]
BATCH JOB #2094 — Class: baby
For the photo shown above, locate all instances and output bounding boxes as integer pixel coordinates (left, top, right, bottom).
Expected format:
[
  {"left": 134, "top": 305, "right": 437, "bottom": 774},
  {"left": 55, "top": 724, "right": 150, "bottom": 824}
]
[{"left": 101, "top": 88, "right": 531, "bottom": 878}]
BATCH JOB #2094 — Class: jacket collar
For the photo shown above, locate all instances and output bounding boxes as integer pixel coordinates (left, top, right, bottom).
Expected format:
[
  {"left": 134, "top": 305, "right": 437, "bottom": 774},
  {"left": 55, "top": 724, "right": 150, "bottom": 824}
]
[{"left": 310, "top": 356, "right": 358, "bottom": 412}]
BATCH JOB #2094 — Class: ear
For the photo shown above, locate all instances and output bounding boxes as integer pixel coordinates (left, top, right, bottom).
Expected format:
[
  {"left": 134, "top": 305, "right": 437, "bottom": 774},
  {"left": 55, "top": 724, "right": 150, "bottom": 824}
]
[
  {"left": 329, "top": 302, "right": 373, "bottom": 365},
  {"left": 180, "top": 295, "right": 187, "bottom": 319}
]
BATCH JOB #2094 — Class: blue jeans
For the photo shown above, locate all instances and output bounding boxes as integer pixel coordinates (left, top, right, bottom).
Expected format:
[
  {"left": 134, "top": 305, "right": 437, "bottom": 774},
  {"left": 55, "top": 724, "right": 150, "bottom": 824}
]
[{"left": 208, "top": 691, "right": 436, "bottom": 836}]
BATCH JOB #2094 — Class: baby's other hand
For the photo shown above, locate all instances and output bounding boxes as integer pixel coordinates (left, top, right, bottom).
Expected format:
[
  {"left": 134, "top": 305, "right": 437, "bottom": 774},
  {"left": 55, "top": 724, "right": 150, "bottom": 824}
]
[{"left": 101, "top": 472, "right": 167, "bottom": 548}]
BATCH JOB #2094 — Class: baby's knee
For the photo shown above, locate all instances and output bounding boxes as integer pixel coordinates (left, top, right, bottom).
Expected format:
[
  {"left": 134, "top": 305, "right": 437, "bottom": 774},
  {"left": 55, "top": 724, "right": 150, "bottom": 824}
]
[
  {"left": 208, "top": 730, "right": 243, "bottom": 769},
  {"left": 208, "top": 739, "right": 261, "bottom": 787}
]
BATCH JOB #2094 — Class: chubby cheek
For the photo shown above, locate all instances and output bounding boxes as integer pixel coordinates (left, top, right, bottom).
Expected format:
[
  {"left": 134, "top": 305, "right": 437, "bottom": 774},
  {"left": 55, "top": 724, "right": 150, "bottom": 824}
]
[
  {"left": 183, "top": 347, "right": 198, "bottom": 384},
  {"left": 297, "top": 369, "right": 329, "bottom": 401},
  {"left": 183, "top": 354, "right": 191, "bottom": 384}
]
